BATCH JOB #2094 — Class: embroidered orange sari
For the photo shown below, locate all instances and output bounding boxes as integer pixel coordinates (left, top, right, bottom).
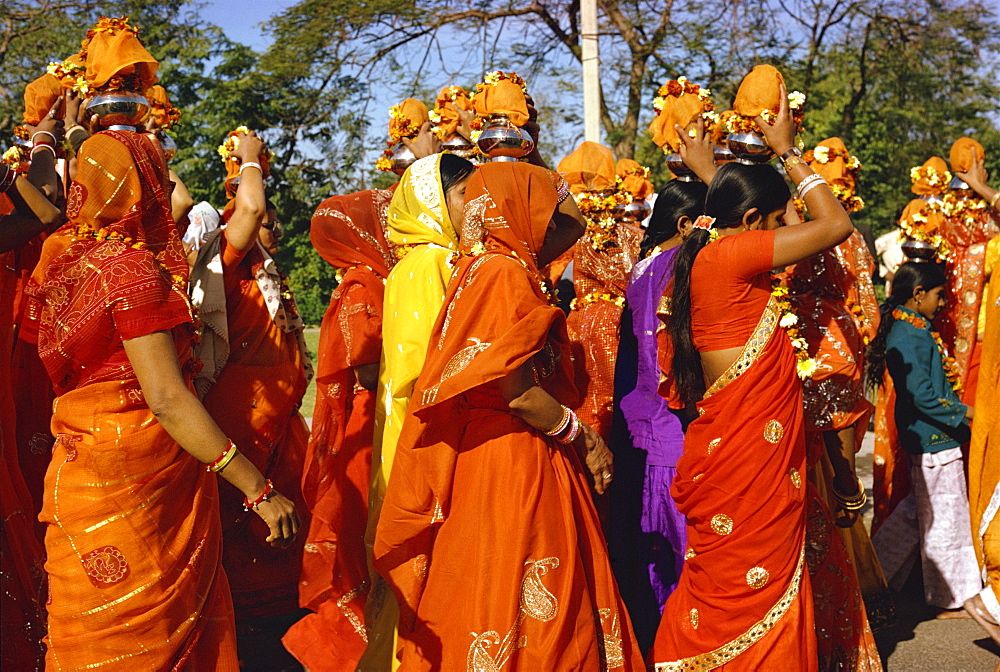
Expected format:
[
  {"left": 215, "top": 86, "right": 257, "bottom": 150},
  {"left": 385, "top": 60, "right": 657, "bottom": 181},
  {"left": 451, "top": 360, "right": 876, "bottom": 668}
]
[
  {"left": 652, "top": 233, "right": 817, "bottom": 671},
  {"left": 934, "top": 203, "right": 998, "bottom": 400},
  {"left": 201, "top": 235, "right": 311, "bottom": 623},
  {"left": 282, "top": 189, "right": 397, "bottom": 670},
  {"left": 21, "top": 130, "right": 238, "bottom": 670},
  {"left": 375, "top": 162, "right": 644, "bottom": 670},
  {"left": 567, "top": 222, "right": 642, "bottom": 440}
]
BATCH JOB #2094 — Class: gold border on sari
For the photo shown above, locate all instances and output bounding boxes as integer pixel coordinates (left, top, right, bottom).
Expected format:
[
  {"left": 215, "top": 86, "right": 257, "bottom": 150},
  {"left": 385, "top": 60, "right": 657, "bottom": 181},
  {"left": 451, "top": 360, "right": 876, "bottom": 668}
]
[
  {"left": 653, "top": 543, "right": 806, "bottom": 671},
  {"left": 702, "top": 295, "right": 780, "bottom": 401}
]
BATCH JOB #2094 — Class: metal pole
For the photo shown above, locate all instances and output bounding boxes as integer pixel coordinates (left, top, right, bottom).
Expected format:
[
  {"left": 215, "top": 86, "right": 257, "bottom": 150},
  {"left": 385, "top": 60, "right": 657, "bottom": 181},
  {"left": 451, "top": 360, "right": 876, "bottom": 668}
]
[{"left": 580, "top": 0, "right": 600, "bottom": 143}]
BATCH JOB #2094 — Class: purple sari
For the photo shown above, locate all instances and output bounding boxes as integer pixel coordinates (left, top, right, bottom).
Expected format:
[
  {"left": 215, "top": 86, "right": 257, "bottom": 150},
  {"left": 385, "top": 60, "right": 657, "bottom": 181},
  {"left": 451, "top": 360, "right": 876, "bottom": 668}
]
[{"left": 609, "top": 245, "right": 687, "bottom": 651}]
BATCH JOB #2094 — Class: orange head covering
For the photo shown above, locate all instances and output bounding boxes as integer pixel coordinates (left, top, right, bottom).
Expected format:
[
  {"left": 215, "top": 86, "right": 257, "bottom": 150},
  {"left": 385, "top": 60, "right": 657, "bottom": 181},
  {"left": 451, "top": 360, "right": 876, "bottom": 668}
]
[
  {"left": 949, "top": 137, "right": 985, "bottom": 174},
  {"left": 472, "top": 72, "right": 529, "bottom": 127},
  {"left": 805, "top": 138, "right": 859, "bottom": 188},
  {"left": 388, "top": 98, "right": 429, "bottom": 141},
  {"left": 218, "top": 127, "right": 272, "bottom": 199},
  {"left": 615, "top": 159, "right": 654, "bottom": 200},
  {"left": 804, "top": 138, "right": 864, "bottom": 212},
  {"left": 910, "top": 156, "right": 951, "bottom": 197},
  {"left": 145, "top": 85, "right": 181, "bottom": 130},
  {"left": 461, "top": 162, "right": 565, "bottom": 270},
  {"left": 431, "top": 86, "right": 473, "bottom": 140},
  {"left": 733, "top": 64, "right": 784, "bottom": 118},
  {"left": 648, "top": 77, "right": 714, "bottom": 152},
  {"left": 22, "top": 73, "right": 63, "bottom": 125},
  {"left": 80, "top": 16, "right": 158, "bottom": 92},
  {"left": 310, "top": 190, "right": 398, "bottom": 279},
  {"left": 557, "top": 142, "right": 617, "bottom": 194}
]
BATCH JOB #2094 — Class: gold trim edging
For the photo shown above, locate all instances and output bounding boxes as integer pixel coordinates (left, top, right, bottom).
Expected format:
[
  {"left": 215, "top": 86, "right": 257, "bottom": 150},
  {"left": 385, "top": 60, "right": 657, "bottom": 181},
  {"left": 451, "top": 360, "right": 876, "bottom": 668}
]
[
  {"left": 702, "top": 295, "right": 779, "bottom": 401},
  {"left": 653, "top": 543, "right": 806, "bottom": 671}
]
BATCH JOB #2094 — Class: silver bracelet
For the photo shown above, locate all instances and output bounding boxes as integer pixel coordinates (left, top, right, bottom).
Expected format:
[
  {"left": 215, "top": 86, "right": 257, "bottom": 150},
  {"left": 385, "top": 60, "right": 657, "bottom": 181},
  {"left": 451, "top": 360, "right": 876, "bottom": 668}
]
[
  {"left": 239, "top": 161, "right": 262, "bottom": 175},
  {"left": 797, "top": 174, "right": 828, "bottom": 199},
  {"left": 31, "top": 130, "right": 57, "bottom": 145}
]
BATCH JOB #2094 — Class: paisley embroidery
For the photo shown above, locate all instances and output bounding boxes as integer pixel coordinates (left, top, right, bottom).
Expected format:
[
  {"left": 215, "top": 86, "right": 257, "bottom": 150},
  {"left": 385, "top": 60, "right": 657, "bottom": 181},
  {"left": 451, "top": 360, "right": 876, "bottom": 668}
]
[{"left": 466, "top": 557, "right": 560, "bottom": 671}]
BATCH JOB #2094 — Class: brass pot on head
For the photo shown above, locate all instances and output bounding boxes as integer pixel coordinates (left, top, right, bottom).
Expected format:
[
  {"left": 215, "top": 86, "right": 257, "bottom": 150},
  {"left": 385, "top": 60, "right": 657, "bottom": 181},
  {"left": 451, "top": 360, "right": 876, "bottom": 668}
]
[
  {"left": 475, "top": 114, "right": 534, "bottom": 162},
  {"left": 726, "top": 132, "right": 774, "bottom": 165},
  {"left": 948, "top": 175, "right": 973, "bottom": 195},
  {"left": 665, "top": 153, "right": 700, "bottom": 182},
  {"left": 390, "top": 142, "right": 417, "bottom": 175},
  {"left": 622, "top": 199, "right": 652, "bottom": 223},
  {"left": 441, "top": 133, "right": 479, "bottom": 160},
  {"left": 714, "top": 144, "right": 736, "bottom": 165},
  {"left": 901, "top": 239, "right": 938, "bottom": 263},
  {"left": 86, "top": 92, "right": 150, "bottom": 129}
]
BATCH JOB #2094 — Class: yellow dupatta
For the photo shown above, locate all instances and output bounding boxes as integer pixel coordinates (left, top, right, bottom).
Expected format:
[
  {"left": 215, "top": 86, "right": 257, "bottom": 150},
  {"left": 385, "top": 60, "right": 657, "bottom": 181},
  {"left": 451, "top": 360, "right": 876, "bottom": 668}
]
[{"left": 362, "top": 153, "right": 458, "bottom": 669}]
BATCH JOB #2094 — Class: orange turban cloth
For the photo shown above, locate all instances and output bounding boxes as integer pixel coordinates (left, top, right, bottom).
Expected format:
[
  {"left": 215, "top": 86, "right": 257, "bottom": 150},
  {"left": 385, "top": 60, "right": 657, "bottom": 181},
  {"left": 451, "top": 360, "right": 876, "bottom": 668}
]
[
  {"left": 615, "top": 159, "right": 654, "bottom": 200},
  {"left": 899, "top": 198, "right": 945, "bottom": 237},
  {"left": 388, "top": 98, "right": 429, "bottom": 141},
  {"left": 473, "top": 78, "right": 529, "bottom": 127},
  {"left": 733, "top": 64, "right": 784, "bottom": 118},
  {"left": 145, "top": 84, "right": 181, "bottom": 129},
  {"left": 950, "top": 137, "right": 985, "bottom": 174},
  {"left": 82, "top": 17, "right": 158, "bottom": 91},
  {"left": 557, "top": 142, "right": 617, "bottom": 194},
  {"left": 910, "top": 156, "right": 951, "bottom": 197},
  {"left": 806, "top": 137, "right": 856, "bottom": 189},
  {"left": 220, "top": 128, "right": 271, "bottom": 199},
  {"left": 432, "top": 86, "right": 473, "bottom": 139},
  {"left": 648, "top": 78, "right": 713, "bottom": 152},
  {"left": 23, "top": 73, "right": 63, "bottom": 125}
]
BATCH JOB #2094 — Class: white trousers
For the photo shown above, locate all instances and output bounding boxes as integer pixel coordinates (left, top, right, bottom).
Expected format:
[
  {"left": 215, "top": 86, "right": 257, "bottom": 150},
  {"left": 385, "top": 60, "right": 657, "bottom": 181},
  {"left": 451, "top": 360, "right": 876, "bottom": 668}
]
[{"left": 873, "top": 447, "right": 982, "bottom": 609}]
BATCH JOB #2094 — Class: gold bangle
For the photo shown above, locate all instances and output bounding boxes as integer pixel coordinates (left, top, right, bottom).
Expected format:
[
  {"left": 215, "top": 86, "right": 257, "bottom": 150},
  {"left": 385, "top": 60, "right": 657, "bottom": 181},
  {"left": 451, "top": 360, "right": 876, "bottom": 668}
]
[
  {"left": 783, "top": 155, "right": 806, "bottom": 172},
  {"left": 990, "top": 191, "right": 1000, "bottom": 210}
]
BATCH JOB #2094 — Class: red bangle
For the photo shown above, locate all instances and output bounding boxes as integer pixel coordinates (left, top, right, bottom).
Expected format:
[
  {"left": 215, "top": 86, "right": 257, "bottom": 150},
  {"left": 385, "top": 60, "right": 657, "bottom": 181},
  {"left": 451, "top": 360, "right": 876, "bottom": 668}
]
[
  {"left": 206, "top": 440, "right": 238, "bottom": 472},
  {"left": 243, "top": 479, "right": 276, "bottom": 511}
]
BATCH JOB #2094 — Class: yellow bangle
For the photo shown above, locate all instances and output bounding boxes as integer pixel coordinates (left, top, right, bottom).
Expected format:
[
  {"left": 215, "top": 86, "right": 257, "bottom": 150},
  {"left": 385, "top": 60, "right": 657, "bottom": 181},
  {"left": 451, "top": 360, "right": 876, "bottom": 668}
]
[{"left": 990, "top": 191, "right": 1000, "bottom": 210}]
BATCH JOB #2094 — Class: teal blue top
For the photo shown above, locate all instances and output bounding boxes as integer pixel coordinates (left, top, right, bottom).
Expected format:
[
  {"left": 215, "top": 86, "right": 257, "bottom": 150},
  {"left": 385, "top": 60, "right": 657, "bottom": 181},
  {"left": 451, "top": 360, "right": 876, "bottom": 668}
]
[{"left": 885, "top": 306, "right": 970, "bottom": 454}]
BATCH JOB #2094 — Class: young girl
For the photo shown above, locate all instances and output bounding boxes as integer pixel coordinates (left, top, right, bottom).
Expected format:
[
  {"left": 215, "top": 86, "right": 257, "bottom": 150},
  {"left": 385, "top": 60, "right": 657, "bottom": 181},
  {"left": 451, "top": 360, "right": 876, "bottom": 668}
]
[{"left": 869, "top": 261, "right": 981, "bottom": 616}]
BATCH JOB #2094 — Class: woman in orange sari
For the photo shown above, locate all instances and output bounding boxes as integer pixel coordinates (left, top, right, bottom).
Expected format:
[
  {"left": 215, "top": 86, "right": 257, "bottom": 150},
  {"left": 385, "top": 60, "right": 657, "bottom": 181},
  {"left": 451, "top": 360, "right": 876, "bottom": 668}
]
[
  {"left": 651, "top": 85, "right": 853, "bottom": 670},
  {"left": 375, "top": 161, "right": 645, "bottom": 670},
  {"left": 282, "top": 188, "right": 397, "bottom": 670},
  {"left": 560, "top": 142, "right": 643, "bottom": 441},
  {"left": 20, "top": 21, "right": 299, "bottom": 668}
]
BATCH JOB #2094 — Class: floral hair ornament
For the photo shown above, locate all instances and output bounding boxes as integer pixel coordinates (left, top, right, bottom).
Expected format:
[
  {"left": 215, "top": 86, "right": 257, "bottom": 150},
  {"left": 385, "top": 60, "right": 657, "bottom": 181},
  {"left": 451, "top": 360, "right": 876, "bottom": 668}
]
[{"left": 692, "top": 215, "right": 715, "bottom": 230}]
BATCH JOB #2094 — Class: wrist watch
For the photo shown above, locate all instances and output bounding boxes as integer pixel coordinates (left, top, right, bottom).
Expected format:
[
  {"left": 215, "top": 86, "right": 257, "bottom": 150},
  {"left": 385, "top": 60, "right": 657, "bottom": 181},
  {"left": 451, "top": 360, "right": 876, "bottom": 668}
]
[
  {"left": 780, "top": 146, "right": 804, "bottom": 171},
  {"left": 780, "top": 147, "right": 803, "bottom": 162}
]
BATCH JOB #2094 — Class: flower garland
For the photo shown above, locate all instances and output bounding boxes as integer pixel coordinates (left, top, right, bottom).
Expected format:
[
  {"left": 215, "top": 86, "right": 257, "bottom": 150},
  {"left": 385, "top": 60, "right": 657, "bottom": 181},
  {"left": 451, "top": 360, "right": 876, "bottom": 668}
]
[
  {"left": 726, "top": 91, "right": 806, "bottom": 136},
  {"left": 803, "top": 145, "right": 862, "bottom": 172},
  {"left": 909, "top": 164, "right": 951, "bottom": 189},
  {"left": 891, "top": 307, "right": 962, "bottom": 394},
  {"left": 80, "top": 16, "right": 142, "bottom": 61},
  {"left": 2, "top": 144, "right": 28, "bottom": 170},
  {"left": 898, "top": 201, "right": 951, "bottom": 262},
  {"left": 96, "top": 72, "right": 145, "bottom": 94},
  {"left": 771, "top": 280, "right": 819, "bottom": 379},
  {"left": 845, "top": 298, "right": 871, "bottom": 346},
  {"left": 575, "top": 189, "right": 632, "bottom": 251},
  {"left": 47, "top": 59, "right": 89, "bottom": 95},
  {"left": 151, "top": 102, "right": 182, "bottom": 130},
  {"left": 941, "top": 191, "right": 988, "bottom": 227},
  {"left": 477, "top": 71, "right": 528, "bottom": 94},
  {"left": 569, "top": 290, "right": 625, "bottom": 310},
  {"left": 217, "top": 126, "right": 274, "bottom": 164}
]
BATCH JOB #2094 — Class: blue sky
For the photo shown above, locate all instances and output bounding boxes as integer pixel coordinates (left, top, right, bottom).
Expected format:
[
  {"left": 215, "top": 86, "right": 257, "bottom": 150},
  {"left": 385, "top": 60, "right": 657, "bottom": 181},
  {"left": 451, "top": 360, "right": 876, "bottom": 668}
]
[{"left": 195, "top": 0, "right": 294, "bottom": 51}]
